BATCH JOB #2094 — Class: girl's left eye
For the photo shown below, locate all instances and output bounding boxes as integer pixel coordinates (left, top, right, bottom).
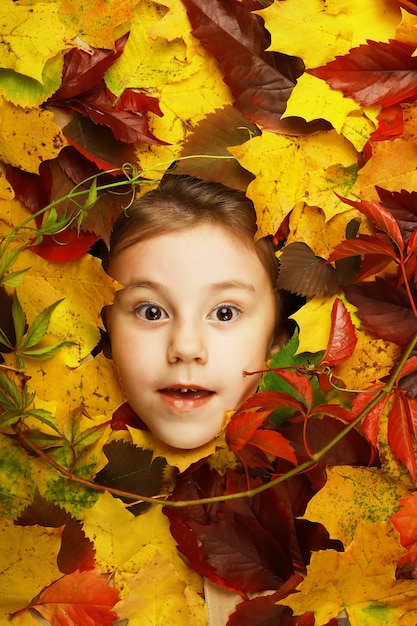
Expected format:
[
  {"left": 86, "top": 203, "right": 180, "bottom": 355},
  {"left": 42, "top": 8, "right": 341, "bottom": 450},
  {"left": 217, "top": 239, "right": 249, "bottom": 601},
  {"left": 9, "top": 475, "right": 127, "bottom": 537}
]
[
  {"left": 135, "top": 304, "right": 168, "bottom": 321},
  {"left": 209, "top": 305, "right": 241, "bottom": 322}
]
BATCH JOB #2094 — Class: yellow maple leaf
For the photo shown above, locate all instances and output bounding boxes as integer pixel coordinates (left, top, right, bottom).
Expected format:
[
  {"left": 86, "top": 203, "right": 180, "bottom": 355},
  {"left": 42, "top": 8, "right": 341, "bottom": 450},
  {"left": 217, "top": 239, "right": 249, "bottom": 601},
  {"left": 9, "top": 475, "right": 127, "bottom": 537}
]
[
  {"left": 105, "top": 0, "right": 204, "bottom": 97},
  {"left": 229, "top": 130, "right": 359, "bottom": 238},
  {"left": 283, "top": 73, "right": 362, "bottom": 134},
  {"left": 278, "top": 521, "right": 417, "bottom": 626},
  {"left": 0, "top": 99, "right": 67, "bottom": 174},
  {"left": 57, "top": 0, "right": 137, "bottom": 49},
  {"left": 0, "top": 519, "right": 62, "bottom": 619},
  {"left": 303, "top": 466, "right": 409, "bottom": 546},
  {"left": 258, "top": 0, "right": 401, "bottom": 68},
  {"left": 0, "top": 0, "right": 72, "bottom": 84},
  {"left": 83, "top": 492, "right": 203, "bottom": 595}
]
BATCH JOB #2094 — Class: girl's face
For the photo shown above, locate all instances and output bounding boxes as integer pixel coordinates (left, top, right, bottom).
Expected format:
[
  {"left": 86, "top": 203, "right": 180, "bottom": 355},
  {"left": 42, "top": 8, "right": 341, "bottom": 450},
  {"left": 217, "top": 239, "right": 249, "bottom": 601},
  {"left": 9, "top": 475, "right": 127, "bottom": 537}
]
[{"left": 107, "top": 223, "right": 281, "bottom": 449}]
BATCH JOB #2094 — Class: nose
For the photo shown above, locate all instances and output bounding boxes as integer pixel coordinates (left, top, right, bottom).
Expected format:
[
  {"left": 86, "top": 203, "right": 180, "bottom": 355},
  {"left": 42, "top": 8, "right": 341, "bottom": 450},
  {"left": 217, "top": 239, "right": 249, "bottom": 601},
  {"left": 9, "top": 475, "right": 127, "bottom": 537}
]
[{"left": 167, "top": 320, "right": 208, "bottom": 364}]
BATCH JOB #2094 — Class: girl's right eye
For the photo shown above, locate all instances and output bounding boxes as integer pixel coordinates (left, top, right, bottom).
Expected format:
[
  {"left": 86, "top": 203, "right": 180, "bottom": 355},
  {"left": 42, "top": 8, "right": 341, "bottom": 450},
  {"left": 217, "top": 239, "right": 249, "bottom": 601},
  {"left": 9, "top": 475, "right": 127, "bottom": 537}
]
[{"left": 135, "top": 304, "right": 168, "bottom": 321}]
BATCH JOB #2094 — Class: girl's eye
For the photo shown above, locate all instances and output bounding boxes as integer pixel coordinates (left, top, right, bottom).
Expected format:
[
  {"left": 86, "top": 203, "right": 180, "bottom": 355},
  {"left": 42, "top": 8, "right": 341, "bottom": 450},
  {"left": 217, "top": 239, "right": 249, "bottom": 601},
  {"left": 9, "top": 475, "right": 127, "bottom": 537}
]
[
  {"left": 135, "top": 304, "right": 168, "bottom": 321},
  {"left": 210, "top": 305, "right": 241, "bottom": 322}
]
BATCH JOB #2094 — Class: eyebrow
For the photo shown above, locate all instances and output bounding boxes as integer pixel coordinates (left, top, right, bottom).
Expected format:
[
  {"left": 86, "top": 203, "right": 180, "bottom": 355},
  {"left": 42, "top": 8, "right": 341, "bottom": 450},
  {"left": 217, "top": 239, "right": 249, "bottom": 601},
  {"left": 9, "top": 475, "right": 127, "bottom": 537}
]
[{"left": 123, "top": 279, "right": 256, "bottom": 294}]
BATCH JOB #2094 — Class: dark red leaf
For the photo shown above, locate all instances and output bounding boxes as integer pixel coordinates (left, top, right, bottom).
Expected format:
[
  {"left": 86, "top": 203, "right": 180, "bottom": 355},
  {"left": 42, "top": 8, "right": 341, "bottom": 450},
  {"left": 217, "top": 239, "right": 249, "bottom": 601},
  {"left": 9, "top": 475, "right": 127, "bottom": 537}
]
[
  {"left": 94, "top": 440, "right": 167, "bottom": 515},
  {"left": 308, "top": 40, "right": 417, "bottom": 107},
  {"left": 227, "top": 589, "right": 296, "bottom": 626},
  {"left": 0, "top": 286, "right": 17, "bottom": 353},
  {"left": 226, "top": 410, "right": 277, "bottom": 451},
  {"left": 398, "top": 0, "right": 417, "bottom": 15},
  {"left": 238, "top": 390, "right": 307, "bottom": 414},
  {"left": 278, "top": 242, "right": 341, "bottom": 297},
  {"left": 110, "top": 402, "right": 149, "bottom": 431},
  {"left": 322, "top": 298, "right": 357, "bottom": 366},
  {"left": 376, "top": 186, "right": 417, "bottom": 245},
  {"left": 51, "top": 34, "right": 128, "bottom": 101},
  {"left": 63, "top": 82, "right": 166, "bottom": 145},
  {"left": 64, "top": 113, "right": 139, "bottom": 170},
  {"left": 6, "top": 162, "right": 52, "bottom": 217},
  {"left": 388, "top": 390, "right": 416, "bottom": 480},
  {"left": 181, "top": 0, "right": 304, "bottom": 130},
  {"left": 344, "top": 278, "right": 417, "bottom": 346},
  {"left": 328, "top": 234, "right": 397, "bottom": 263},
  {"left": 117, "top": 88, "right": 163, "bottom": 117},
  {"left": 15, "top": 490, "right": 70, "bottom": 527},
  {"left": 350, "top": 384, "right": 387, "bottom": 447}
]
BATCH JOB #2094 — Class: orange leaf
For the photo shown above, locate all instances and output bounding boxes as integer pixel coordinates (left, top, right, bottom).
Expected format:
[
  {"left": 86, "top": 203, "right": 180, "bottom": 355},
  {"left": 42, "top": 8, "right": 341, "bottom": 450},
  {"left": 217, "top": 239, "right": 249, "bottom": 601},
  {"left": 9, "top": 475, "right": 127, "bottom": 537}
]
[
  {"left": 226, "top": 410, "right": 272, "bottom": 452},
  {"left": 30, "top": 569, "right": 120, "bottom": 626},
  {"left": 322, "top": 298, "right": 357, "bottom": 366},
  {"left": 248, "top": 429, "right": 297, "bottom": 464},
  {"left": 388, "top": 390, "right": 416, "bottom": 481}
]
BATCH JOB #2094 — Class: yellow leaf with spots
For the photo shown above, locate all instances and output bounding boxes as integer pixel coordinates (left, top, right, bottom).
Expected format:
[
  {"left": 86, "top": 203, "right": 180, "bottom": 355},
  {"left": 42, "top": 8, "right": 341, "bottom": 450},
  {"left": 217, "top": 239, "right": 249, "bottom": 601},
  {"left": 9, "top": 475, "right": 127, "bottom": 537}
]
[
  {"left": 257, "top": 0, "right": 401, "bottom": 68},
  {"left": 278, "top": 521, "right": 417, "bottom": 626},
  {"left": 303, "top": 466, "right": 409, "bottom": 546},
  {"left": 105, "top": 0, "right": 204, "bottom": 97},
  {"left": 57, "top": 0, "right": 137, "bottom": 49},
  {"left": 334, "top": 331, "right": 400, "bottom": 391},
  {"left": 0, "top": 519, "right": 62, "bottom": 619},
  {"left": 0, "top": 0, "right": 72, "bottom": 84},
  {"left": 0, "top": 99, "right": 67, "bottom": 174},
  {"left": 229, "top": 131, "right": 358, "bottom": 238},
  {"left": 341, "top": 111, "right": 377, "bottom": 152}
]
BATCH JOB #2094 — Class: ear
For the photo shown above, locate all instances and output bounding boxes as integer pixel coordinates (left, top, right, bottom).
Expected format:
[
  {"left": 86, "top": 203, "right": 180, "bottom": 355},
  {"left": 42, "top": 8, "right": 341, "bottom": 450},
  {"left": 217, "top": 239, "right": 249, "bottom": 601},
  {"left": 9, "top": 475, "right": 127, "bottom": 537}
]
[{"left": 267, "top": 328, "right": 288, "bottom": 360}]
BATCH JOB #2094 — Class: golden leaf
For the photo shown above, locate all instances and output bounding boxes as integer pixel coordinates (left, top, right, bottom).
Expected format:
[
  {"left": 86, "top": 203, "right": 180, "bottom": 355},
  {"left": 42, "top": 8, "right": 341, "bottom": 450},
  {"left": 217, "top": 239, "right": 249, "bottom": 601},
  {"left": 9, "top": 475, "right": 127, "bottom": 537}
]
[
  {"left": 278, "top": 521, "right": 417, "bottom": 626},
  {"left": 105, "top": 0, "right": 204, "bottom": 97},
  {"left": 290, "top": 295, "right": 337, "bottom": 354},
  {"left": 0, "top": 0, "right": 72, "bottom": 84},
  {"left": 303, "top": 466, "right": 409, "bottom": 546},
  {"left": 0, "top": 519, "right": 62, "bottom": 618},
  {"left": 0, "top": 99, "right": 67, "bottom": 174},
  {"left": 0, "top": 54, "right": 64, "bottom": 108},
  {"left": 229, "top": 130, "right": 359, "bottom": 238},
  {"left": 258, "top": 0, "right": 401, "bottom": 68}
]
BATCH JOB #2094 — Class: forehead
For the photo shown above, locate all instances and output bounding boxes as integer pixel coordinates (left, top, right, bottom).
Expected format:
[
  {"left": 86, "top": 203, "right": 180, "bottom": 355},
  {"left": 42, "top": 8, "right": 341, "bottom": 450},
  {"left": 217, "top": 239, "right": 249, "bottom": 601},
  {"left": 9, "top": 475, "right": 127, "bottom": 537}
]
[{"left": 109, "top": 223, "right": 270, "bottom": 290}]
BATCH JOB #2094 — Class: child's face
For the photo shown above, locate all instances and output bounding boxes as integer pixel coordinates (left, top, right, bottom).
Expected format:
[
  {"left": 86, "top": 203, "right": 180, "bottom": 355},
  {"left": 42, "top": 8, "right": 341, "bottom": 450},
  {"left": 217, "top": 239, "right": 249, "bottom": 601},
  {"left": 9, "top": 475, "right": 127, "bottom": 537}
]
[{"left": 107, "top": 223, "right": 280, "bottom": 449}]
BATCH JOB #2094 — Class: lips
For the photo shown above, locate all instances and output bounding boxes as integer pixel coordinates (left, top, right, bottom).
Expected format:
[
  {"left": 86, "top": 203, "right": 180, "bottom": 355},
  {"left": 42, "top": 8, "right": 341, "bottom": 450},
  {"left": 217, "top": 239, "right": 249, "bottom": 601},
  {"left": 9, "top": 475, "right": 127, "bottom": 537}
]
[{"left": 158, "top": 386, "right": 215, "bottom": 411}]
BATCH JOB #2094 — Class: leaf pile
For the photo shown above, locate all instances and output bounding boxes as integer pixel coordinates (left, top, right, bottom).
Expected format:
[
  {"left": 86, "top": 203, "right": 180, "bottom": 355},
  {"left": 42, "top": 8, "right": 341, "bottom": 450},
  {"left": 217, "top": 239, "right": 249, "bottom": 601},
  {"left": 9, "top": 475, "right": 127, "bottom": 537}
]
[{"left": 2, "top": 0, "right": 417, "bottom": 625}]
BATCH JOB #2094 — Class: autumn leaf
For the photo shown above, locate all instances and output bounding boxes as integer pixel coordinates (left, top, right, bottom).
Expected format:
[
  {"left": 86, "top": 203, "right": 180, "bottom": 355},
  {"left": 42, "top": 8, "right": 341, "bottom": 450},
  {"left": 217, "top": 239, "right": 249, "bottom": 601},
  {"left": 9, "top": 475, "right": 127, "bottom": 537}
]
[
  {"left": 25, "top": 569, "right": 120, "bottom": 626},
  {"left": 322, "top": 298, "right": 357, "bottom": 366},
  {"left": 229, "top": 130, "right": 359, "bottom": 239},
  {"left": 277, "top": 521, "right": 417, "bottom": 626},
  {"left": 181, "top": 0, "right": 303, "bottom": 131},
  {"left": 0, "top": 0, "right": 74, "bottom": 84},
  {"left": 309, "top": 40, "right": 417, "bottom": 108},
  {"left": 258, "top": 0, "right": 401, "bottom": 69},
  {"left": 303, "top": 466, "right": 409, "bottom": 546},
  {"left": 0, "top": 100, "right": 67, "bottom": 174}
]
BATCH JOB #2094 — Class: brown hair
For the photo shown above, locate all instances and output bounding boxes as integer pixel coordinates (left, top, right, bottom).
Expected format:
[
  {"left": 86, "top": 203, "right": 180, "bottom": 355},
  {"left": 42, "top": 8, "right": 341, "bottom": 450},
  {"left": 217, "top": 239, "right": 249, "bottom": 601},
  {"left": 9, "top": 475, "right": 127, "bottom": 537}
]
[{"left": 107, "top": 174, "right": 283, "bottom": 329}]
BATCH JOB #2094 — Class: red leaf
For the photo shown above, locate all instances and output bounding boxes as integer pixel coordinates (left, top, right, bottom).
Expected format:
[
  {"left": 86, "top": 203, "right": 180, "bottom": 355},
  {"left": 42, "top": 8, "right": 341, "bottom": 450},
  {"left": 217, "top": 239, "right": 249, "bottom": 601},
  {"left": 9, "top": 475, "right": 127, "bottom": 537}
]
[
  {"left": 228, "top": 585, "right": 299, "bottom": 626},
  {"left": 376, "top": 186, "right": 417, "bottom": 245},
  {"left": 226, "top": 410, "right": 274, "bottom": 451},
  {"left": 28, "top": 570, "right": 119, "bottom": 626},
  {"left": 350, "top": 384, "right": 386, "bottom": 447},
  {"left": 322, "top": 298, "right": 357, "bottom": 366},
  {"left": 275, "top": 371, "right": 315, "bottom": 412},
  {"left": 238, "top": 390, "right": 307, "bottom": 414},
  {"left": 328, "top": 234, "right": 398, "bottom": 263},
  {"left": 181, "top": 0, "right": 304, "bottom": 130},
  {"left": 51, "top": 34, "right": 128, "bottom": 101},
  {"left": 30, "top": 228, "right": 99, "bottom": 262},
  {"left": 334, "top": 195, "right": 404, "bottom": 251},
  {"left": 308, "top": 39, "right": 417, "bottom": 107},
  {"left": 117, "top": 88, "right": 163, "bottom": 117},
  {"left": 370, "top": 105, "right": 404, "bottom": 141},
  {"left": 388, "top": 390, "right": 416, "bottom": 481},
  {"left": 248, "top": 429, "right": 297, "bottom": 464},
  {"left": 63, "top": 82, "right": 166, "bottom": 145}
]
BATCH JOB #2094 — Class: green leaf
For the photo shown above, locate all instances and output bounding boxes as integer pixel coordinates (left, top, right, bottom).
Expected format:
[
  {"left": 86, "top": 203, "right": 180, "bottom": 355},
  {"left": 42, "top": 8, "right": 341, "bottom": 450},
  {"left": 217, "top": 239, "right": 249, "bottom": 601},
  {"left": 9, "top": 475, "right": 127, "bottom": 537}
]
[
  {"left": 73, "top": 421, "right": 109, "bottom": 449},
  {"left": 0, "top": 407, "right": 24, "bottom": 428},
  {"left": 22, "top": 299, "right": 64, "bottom": 349},
  {"left": 0, "top": 327, "right": 14, "bottom": 350},
  {"left": 1, "top": 268, "right": 28, "bottom": 287},
  {"left": 28, "top": 408, "right": 60, "bottom": 433},
  {"left": 12, "top": 291, "right": 26, "bottom": 346},
  {"left": 0, "top": 246, "right": 24, "bottom": 280},
  {"left": 20, "top": 341, "right": 71, "bottom": 359},
  {"left": 0, "top": 373, "right": 22, "bottom": 407}
]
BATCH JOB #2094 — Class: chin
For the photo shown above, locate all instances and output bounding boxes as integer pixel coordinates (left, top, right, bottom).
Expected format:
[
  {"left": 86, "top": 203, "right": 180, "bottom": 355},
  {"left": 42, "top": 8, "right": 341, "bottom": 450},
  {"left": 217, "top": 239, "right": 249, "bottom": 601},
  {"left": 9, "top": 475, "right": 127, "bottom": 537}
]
[{"left": 158, "top": 429, "right": 217, "bottom": 450}]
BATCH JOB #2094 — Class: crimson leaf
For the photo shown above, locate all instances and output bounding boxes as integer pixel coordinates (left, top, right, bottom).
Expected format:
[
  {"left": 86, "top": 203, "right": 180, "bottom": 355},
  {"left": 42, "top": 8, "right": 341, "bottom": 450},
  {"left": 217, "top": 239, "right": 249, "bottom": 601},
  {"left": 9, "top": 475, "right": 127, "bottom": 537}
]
[{"left": 309, "top": 40, "right": 417, "bottom": 107}]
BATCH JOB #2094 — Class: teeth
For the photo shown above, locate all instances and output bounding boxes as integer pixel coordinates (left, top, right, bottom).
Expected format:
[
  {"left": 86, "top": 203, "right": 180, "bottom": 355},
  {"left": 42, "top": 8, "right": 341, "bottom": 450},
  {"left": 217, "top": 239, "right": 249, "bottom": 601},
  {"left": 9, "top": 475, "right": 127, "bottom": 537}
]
[{"left": 179, "top": 388, "right": 197, "bottom": 393}]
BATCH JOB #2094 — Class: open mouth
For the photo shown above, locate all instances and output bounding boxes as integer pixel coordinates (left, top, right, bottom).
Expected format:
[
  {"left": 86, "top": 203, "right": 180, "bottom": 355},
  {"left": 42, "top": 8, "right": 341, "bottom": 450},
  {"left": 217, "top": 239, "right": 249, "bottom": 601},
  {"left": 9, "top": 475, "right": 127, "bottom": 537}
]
[{"left": 158, "top": 386, "right": 215, "bottom": 410}]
